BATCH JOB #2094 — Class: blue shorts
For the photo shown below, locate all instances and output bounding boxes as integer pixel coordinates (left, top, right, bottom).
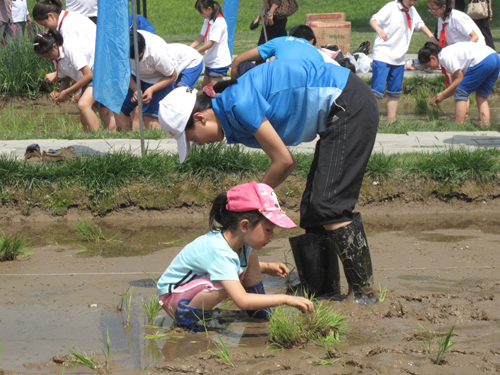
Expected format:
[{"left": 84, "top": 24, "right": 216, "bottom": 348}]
[
  {"left": 175, "top": 60, "right": 204, "bottom": 89},
  {"left": 455, "top": 53, "right": 500, "bottom": 101},
  {"left": 204, "top": 64, "right": 230, "bottom": 78},
  {"left": 371, "top": 60, "right": 405, "bottom": 99},
  {"left": 120, "top": 75, "right": 174, "bottom": 117}
]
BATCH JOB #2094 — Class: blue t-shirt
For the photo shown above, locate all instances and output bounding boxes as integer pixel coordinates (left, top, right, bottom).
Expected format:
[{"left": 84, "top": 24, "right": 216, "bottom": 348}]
[
  {"left": 157, "top": 231, "right": 251, "bottom": 296},
  {"left": 212, "top": 59, "right": 350, "bottom": 147},
  {"left": 257, "top": 36, "right": 324, "bottom": 62}
]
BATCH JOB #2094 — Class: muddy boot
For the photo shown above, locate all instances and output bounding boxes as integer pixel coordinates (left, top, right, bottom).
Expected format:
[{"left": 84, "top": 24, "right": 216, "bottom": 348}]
[
  {"left": 289, "top": 232, "right": 341, "bottom": 298},
  {"left": 327, "top": 213, "right": 378, "bottom": 305},
  {"left": 244, "top": 281, "right": 271, "bottom": 320}
]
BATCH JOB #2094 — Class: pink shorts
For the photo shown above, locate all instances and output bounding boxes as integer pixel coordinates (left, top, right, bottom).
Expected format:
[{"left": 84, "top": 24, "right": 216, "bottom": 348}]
[{"left": 159, "top": 273, "right": 245, "bottom": 318}]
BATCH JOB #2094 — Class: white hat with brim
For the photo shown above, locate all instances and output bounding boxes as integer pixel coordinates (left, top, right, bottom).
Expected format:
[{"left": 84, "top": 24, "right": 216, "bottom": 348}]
[{"left": 158, "top": 87, "right": 198, "bottom": 163}]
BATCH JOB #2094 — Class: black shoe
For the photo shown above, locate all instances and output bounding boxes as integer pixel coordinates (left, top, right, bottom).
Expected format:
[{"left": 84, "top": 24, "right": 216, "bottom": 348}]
[
  {"left": 327, "top": 213, "right": 378, "bottom": 305},
  {"left": 250, "top": 20, "right": 260, "bottom": 30},
  {"left": 289, "top": 232, "right": 341, "bottom": 298}
]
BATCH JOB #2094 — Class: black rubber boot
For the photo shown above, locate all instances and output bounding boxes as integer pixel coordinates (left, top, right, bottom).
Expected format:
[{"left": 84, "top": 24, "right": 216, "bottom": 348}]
[
  {"left": 327, "top": 213, "right": 378, "bottom": 305},
  {"left": 289, "top": 232, "right": 341, "bottom": 297}
]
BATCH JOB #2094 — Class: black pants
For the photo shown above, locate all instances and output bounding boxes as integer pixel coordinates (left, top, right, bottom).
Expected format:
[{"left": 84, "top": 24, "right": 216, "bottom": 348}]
[
  {"left": 474, "top": 18, "right": 496, "bottom": 50},
  {"left": 257, "top": 17, "right": 287, "bottom": 46},
  {"left": 299, "top": 72, "right": 379, "bottom": 229}
]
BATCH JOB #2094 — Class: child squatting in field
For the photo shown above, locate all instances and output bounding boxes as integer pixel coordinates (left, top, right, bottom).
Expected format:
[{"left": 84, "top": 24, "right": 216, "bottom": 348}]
[{"left": 157, "top": 182, "right": 314, "bottom": 332}]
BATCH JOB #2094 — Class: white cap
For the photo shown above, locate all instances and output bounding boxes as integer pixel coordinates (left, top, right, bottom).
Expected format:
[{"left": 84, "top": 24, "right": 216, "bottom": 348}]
[{"left": 158, "top": 87, "right": 198, "bottom": 163}]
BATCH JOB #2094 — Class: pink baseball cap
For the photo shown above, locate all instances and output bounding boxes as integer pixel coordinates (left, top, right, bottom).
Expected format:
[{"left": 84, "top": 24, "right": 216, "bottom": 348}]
[{"left": 226, "top": 182, "right": 296, "bottom": 228}]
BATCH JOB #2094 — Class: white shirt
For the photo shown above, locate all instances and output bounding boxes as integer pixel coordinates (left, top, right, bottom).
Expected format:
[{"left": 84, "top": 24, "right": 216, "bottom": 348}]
[
  {"left": 371, "top": 0, "right": 425, "bottom": 66},
  {"left": 437, "top": 9, "right": 485, "bottom": 46},
  {"left": 56, "top": 11, "right": 96, "bottom": 56},
  {"left": 199, "top": 16, "right": 232, "bottom": 68},
  {"left": 439, "top": 42, "right": 496, "bottom": 75},
  {"left": 65, "top": 0, "right": 98, "bottom": 18},
  {"left": 167, "top": 43, "right": 203, "bottom": 73},
  {"left": 132, "top": 31, "right": 176, "bottom": 85},
  {"left": 54, "top": 44, "right": 94, "bottom": 81},
  {"left": 12, "top": 0, "right": 29, "bottom": 23}
]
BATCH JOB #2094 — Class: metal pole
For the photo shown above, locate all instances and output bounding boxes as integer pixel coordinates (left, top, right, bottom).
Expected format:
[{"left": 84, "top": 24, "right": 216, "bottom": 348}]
[
  {"left": 143, "top": 0, "right": 147, "bottom": 19},
  {"left": 131, "top": 0, "right": 146, "bottom": 156},
  {"left": 258, "top": 0, "right": 268, "bottom": 43},
  {"left": 136, "top": 0, "right": 141, "bottom": 15}
]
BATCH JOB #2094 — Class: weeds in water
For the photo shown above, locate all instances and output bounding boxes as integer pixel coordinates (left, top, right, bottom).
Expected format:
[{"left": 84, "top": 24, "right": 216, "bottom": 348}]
[
  {"left": 65, "top": 349, "right": 99, "bottom": 373},
  {"left": 378, "top": 285, "right": 388, "bottom": 303},
  {"left": 141, "top": 294, "right": 163, "bottom": 325},
  {"left": 203, "top": 336, "right": 234, "bottom": 367},
  {"left": 268, "top": 299, "right": 347, "bottom": 349},
  {"left": 0, "top": 230, "right": 28, "bottom": 261},
  {"left": 413, "top": 323, "right": 457, "bottom": 364},
  {"left": 73, "top": 220, "right": 106, "bottom": 242}
]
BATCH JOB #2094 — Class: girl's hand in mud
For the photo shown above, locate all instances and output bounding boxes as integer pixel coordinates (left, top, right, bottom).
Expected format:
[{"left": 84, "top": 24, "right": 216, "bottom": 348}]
[
  {"left": 56, "top": 90, "right": 70, "bottom": 103},
  {"left": 44, "top": 72, "right": 57, "bottom": 84},
  {"left": 50, "top": 91, "right": 59, "bottom": 99},
  {"left": 377, "top": 30, "right": 388, "bottom": 41},
  {"left": 287, "top": 296, "right": 315, "bottom": 313},
  {"left": 434, "top": 92, "right": 445, "bottom": 104},
  {"left": 265, "top": 262, "right": 289, "bottom": 278}
]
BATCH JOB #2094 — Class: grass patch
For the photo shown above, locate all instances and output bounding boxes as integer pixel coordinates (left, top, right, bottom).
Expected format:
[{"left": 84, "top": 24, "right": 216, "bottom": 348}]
[
  {"left": 73, "top": 220, "right": 106, "bottom": 242},
  {"left": 268, "top": 299, "right": 347, "bottom": 349},
  {"left": 0, "top": 230, "right": 29, "bottom": 261}
]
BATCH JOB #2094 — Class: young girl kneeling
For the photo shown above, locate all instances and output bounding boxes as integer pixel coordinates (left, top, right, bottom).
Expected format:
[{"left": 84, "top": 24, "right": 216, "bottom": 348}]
[
  {"left": 34, "top": 30, "right": 112, "bottom": 132},
  {"left": 157, "top": 182, "right": 314, "bottom": 332},
  {"left": 418, "top": 41, "right": 500, "bottom": 125}
]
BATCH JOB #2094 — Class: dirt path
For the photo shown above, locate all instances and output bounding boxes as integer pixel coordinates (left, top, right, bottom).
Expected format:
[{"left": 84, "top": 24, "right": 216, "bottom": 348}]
[{"left": 0, "top": 200, "right": 499, "bottom": 374}]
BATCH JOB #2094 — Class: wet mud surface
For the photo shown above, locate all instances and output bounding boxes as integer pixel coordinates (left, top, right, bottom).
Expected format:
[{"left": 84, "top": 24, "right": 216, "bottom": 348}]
[{"left": 1, "top": 201, "right": 499, "bottom": 374}]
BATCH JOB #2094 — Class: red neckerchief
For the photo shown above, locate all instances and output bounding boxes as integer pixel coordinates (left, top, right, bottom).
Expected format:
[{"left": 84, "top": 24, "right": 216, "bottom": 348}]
[
  {"left": 439, "top": 22, "right": 450, "bottom": 87},
  {"left": 57, "top": 11, "right": 69, "bottom": 32},
  {"left": 401, "top": 8, "right": 411, "bottom": 30},
  {"left": 204, "top": 13, "right": 224, "bottom": 42}
]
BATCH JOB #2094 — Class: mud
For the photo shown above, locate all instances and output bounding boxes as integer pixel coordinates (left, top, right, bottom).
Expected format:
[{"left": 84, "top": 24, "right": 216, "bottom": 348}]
[{"left": 1, "top": 201, "right": 500, "bottom": 374}]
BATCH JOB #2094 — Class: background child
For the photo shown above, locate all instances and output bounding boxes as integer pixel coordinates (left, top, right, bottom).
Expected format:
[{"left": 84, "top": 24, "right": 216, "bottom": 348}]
[
  {"left": 189, "top": 0, "right": 231, "bottom": 87},
  {"left": 418, "top": 41, "right": 500, "bottom": 125},
  {"left": 12, "top": 0, "right": 31, "bottom": 39},
  {"left": 369, "top": 0, "right": 436, "bottom": 123},
  {"left": 157, "top": 182, "right": 314, "bottom": 332},
  {"left": 34, "top": 29, "right": 114, "bottom": 132}
]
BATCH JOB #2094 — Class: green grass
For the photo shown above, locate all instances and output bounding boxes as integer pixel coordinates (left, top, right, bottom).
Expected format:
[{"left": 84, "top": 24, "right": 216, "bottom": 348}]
[
  {"left": 0, "top": 230, "right": 28, "bottom": 261},
  {"left": 268, "top": 299, "right": 347, "bottom": 349}
]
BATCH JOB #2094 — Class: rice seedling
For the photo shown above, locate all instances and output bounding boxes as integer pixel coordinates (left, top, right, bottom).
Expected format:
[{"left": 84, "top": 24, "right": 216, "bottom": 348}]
[
  {"left": 203, "top": 335, "right": 234, "bottom": 367},
  {"left": 268, "top": 299, "right": 347, "bottom": 349},
  {"left": 126, "top": 287, "right": 134, "bottom": 327},
  {"left": 73, "top": 220, "right": 106, "bottom": 242},
  {"left": 413, "top": 323, "right": 457, "bottom": 364},
  {"left": 378, "top": 285, "right": 388, "bottom": 303},
  {"left": 304, "top": 350, "right": 339, "bottom": 366},
  {"left": 101, "top": 327, "right": 110, "bottom": 372},
  {"left": 0, "top": 229, "right": 28, "bottom": 261},
  {"left": 141, "top": 293, "right": 163, "bottom": 325},
  {"left": 64, "top": 349, "right": 99, "bottom": 374}
]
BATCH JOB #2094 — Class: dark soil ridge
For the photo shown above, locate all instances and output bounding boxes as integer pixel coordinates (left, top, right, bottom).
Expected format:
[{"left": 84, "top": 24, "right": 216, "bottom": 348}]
[{"left": 1, "top": 175, "right": 499, "bottom": 220}]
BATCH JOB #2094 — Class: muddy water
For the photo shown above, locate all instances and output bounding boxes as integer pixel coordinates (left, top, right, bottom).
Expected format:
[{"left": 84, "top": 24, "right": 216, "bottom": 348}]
[{"left": 0, "top": 206, "right": 499, "bottom": 374}]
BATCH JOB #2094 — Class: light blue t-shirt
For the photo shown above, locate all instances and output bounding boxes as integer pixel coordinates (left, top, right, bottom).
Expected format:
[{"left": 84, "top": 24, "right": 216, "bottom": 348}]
[
  {"left": 157, "top": 231, "right": 251, "bottom": 296},
  {"left": 257, "top": 36, "right": 324, "bottom": 62},
  {"left": 212, "top": 59, "right": 350, "bottom": 147}
]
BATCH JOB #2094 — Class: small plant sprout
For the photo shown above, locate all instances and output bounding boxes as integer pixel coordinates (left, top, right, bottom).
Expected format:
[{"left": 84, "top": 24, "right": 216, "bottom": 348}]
[
  {"left": 65, "top": 349, "right": 99, "bottom": 374},
  {"left": 203, "top": 336, "right": 234, "bottom": 367},
  {"left": 117, "top": 287, "right": 131, "bottom": 312},
  {"left": 378, "top": 284, "right": 388, "bottom": 303},
  {"left": 101, "top": 327, "right": 110, "bottom": 372},
  {"left": 0, "top": 229, "right": 29, "bottom": 261},
  {"left": 141, "top": 294, "right": 162, "bottom": 325},
  {"left": 414, "top": 323, "right": 457, "bottom": 364},
  {"left": 304, "top": 350, "right": 339, "bottom": 366},
  {"left": 126, "top": 287, "right": 134, "bottom": 327},
  {"left": 73, "top": 220, "right": 106, "bottom": 242}
]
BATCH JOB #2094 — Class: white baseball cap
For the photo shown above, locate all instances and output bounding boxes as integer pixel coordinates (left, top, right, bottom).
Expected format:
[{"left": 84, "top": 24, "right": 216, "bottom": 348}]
[{"left": 158, "top": 87, "right": 198, "bottom": 163}]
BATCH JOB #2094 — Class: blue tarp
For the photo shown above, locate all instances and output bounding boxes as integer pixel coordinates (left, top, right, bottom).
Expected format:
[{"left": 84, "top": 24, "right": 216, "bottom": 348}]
[
  {"left": 223, "top": 0, "right": 240, "bottom": 56},
  {"left": 93, "top": 0, "right": 131, "bottom": 114}
]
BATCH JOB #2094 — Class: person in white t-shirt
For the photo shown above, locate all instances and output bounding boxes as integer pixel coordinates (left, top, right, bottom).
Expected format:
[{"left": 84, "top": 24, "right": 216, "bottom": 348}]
[
  {"left": 65, "top": 0, "right": 98, "bottom": 24},
  {"left": 418, "top": 41, "right": 500, "bottom": 125},
  {"left": 190, "top": 0, "right": 231, "bottom": 87},
  {"left": 369, "top": 0, "right": 437, "bottom": 123},
  {"left": 116, "top": 31, "right": 204, "bottom": 131},
  {"left": 12, "top": 0, "right": 31, "bottom": 39},
  {"left": 34, "top": 29, "right": 114, "bottom": 132}
]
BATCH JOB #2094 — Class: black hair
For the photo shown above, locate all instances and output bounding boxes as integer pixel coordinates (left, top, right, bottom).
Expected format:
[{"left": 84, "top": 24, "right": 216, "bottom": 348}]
[
  {"left": 289, "top": 24, "right": 317, "bottom": 46},
  {"left": 185, "top": 79, "right": 238, "bottom": 130},
  {"left": 418, "top": 42, "right": 442, "bottom": 64},
  {"left": 33, "top": 29, "right": 64, "bottom": 55},
  {"left": 209, "top": 192, "right": 265, "bottom": 232},
  {"left": 428, "top": 0, "right": 452, "bottom": 18},
  {"left": 194, "top": 0, "right": 222, "bottom": 22},
  {"left": 130, "top": 32, "right": 146, "bottom": 59},
  {"left": 32, "top": 0, "right": 63, "bottom": 21}
]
